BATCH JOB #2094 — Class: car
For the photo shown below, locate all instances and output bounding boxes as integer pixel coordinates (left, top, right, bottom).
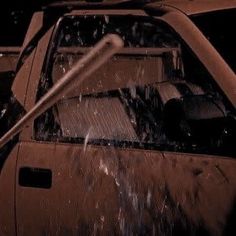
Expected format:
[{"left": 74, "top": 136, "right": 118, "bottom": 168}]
[{"left": 0, "top": 0, "right": 236, "bottom": 235}]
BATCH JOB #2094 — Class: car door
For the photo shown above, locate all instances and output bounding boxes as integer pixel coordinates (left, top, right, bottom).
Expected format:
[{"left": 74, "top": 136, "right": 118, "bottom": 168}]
[
  {"left": 15, "top": 11, "right": 236, "bottom": 236},
  {"left": 0, "top": 145, "right": 19, "bottom": 236}
]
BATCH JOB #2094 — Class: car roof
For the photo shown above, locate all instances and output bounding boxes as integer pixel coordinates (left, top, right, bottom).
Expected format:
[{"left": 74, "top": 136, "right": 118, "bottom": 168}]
[
  {"left": 44, "top": 0, "right": 236, "bottom": 15},
  {"left": 147, "top": 0, "right": 236, "bottom": 16},
  {"left": 44, "top": 0, "right": 154, "bottom": 10}
]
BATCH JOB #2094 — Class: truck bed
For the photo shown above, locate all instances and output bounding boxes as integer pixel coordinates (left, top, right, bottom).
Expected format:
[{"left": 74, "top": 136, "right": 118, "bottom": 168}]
[{"left": 0, "top": 46, "right": 20, "bottom": 72}]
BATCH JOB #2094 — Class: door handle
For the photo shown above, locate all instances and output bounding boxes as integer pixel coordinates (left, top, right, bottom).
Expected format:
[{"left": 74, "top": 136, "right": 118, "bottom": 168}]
[{"left": 19, "top": 167, "right": 52, "bottom": 189}]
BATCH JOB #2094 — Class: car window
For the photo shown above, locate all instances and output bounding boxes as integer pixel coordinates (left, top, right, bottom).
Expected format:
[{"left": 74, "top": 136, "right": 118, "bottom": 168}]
[{"left": 34, "top": 15, "right": 236, "bottom": 157}]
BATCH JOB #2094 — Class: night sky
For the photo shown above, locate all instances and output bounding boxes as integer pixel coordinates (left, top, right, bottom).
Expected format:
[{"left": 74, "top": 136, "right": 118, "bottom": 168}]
[
  {"left": 0, "top": 1, "right": 146, "bottom": 46},
  {"left": 0, "top": 1, "right": 55, "bottom": 46}
]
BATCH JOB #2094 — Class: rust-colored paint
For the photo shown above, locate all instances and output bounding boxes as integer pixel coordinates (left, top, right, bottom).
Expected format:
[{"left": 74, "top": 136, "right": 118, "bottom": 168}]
[
  {"left": 0, "top": 47, "right": 20, "bottom": 72},
  {"left": 147, "top": 0, "right": 236, "bottom": 16},
  {"left": 158, "top": 10, "right": 236, "bottom": 106},
  {"left": 1, "top": 1, "right": 236, "bottom": 235},
  {"left": 0, "top": 145, "right": 19, "bottom": 236},
  {"left": 15, "top": 142, "right": 236, "bottom": 235}
]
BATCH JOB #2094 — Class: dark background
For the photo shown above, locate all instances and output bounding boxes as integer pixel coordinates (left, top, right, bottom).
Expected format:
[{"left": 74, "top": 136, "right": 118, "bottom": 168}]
[{"left": 0, "top": 1, "right": 54, "bottom": 46}]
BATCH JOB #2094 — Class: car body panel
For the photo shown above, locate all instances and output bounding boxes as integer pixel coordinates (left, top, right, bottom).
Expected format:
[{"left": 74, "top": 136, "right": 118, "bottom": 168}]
[
  {"left": 15, "top": 141, "right": 236, "bottom": 235},
  {"left": 155, "top": 10, "right": 236, "bottom": 106},
  {"left": 0, "top": 47, "right": 20, "bottom": 72},
  {"left": 146, "top": 0, "right": 236, "bottom": 16},
  {"left": 0, "top": 145, "right": 19, "bottom": 236},
  {"left": 0, "top": 2, "right": 236, "bottom": 235}
]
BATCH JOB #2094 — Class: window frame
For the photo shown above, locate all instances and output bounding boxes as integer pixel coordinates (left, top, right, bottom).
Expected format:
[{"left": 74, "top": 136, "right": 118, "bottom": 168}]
[
  {"left": 33, "top": 12, "right": 172, "bottom": 148},
  {"left": 32, "top": 11, "right": 236, "bottom": 158}
]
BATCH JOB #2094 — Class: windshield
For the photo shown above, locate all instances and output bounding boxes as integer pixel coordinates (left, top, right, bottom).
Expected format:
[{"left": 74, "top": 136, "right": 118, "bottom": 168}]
[{"left": 192, "top": 9, "right": 236, "bottom": 73}]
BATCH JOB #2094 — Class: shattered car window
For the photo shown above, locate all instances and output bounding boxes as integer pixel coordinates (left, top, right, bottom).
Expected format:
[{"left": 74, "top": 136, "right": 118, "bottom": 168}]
[
  {"left": 58, "top": 15, "right": 178, "bottom": 48},
  {"left": 35, "top": 15, "right": 236, "bottom": 157}
]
